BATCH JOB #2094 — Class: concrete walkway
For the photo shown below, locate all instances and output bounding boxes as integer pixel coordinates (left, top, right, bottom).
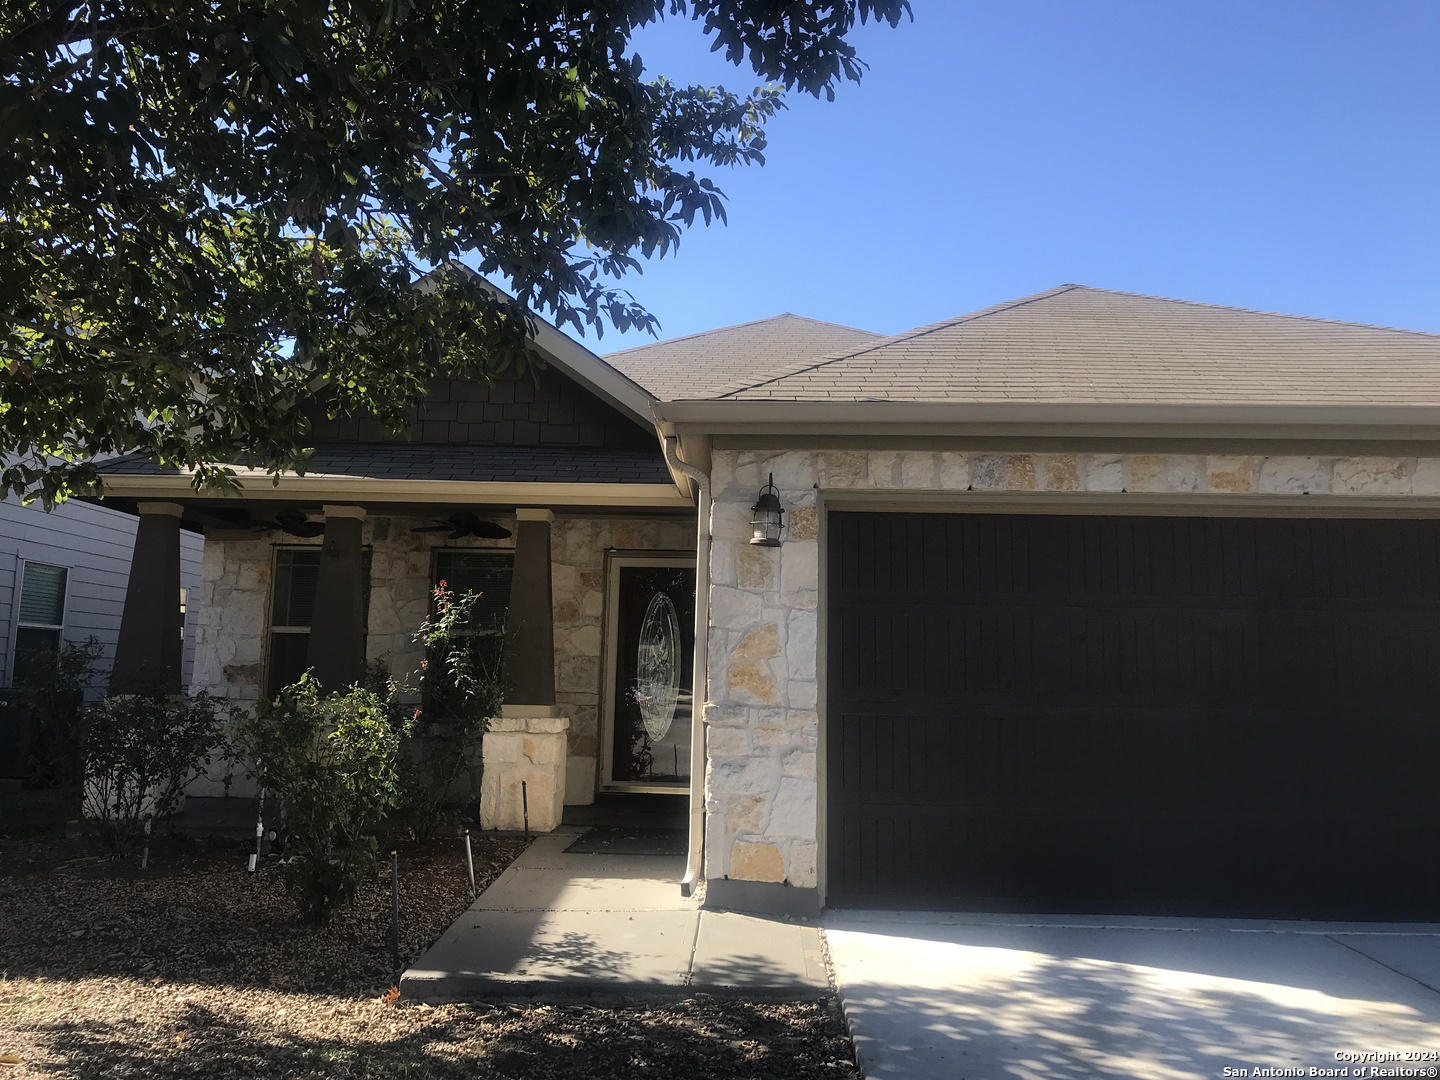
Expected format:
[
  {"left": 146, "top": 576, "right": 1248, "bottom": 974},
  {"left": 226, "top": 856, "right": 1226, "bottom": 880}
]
[
  {"left": 401, "top": 826, "right": 827, "bottom": 1000},
  {"left": 825, "top": 911, "right": 1440, "bottom": 1080}
]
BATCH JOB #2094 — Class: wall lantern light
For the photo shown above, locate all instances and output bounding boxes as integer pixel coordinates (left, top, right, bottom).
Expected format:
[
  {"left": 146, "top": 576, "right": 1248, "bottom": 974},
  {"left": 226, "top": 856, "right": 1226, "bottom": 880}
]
[{"left": 749, "top": 472, "right": 785, "bottom": 547}]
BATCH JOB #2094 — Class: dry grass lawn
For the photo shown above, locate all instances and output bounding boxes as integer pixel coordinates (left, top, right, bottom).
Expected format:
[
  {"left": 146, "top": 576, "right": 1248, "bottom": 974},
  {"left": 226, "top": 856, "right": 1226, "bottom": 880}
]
[{"left": 0, "top": 827, "right": 858, "bottom": 1079}]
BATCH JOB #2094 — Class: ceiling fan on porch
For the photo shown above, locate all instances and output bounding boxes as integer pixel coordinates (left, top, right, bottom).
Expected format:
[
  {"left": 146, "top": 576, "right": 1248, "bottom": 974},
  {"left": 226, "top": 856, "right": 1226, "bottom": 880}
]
[
  {"left": 204, "top": 507, "right": 326, "bottom": 537},
  {"left": 263, "top": 508, "right": 327, "bottom": 537},
  {"left": 410, "top": 511, "right": 512, "bottom": 540}
]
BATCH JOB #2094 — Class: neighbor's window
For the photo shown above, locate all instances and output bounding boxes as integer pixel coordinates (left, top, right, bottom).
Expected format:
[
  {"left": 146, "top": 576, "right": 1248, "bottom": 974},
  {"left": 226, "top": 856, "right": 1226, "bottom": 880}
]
[
  {"left": 13, "top": 561, "right": 68, "bottom": 678},
  {"left": 179, "top": 587, "right": 189, "bottom": 641},
  {"left": 266, "top": 548, "right": 372, "bottom": 698}
]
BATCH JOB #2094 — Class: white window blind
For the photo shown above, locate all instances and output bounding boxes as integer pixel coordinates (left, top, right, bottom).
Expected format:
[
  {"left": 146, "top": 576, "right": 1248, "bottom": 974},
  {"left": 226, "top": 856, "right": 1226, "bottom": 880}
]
[{"left": 18, "top": 563, "right": 67, "bottom": 627}]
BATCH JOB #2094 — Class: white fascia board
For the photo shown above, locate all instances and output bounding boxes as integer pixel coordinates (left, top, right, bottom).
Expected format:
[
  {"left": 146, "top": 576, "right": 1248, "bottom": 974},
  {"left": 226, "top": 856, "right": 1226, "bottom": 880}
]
[
  {"left": 652, "top": 400, "right": 1440, "bottom": 440},
  {"left": 96, "top": 470, "right": 690, "bottom": 508}
]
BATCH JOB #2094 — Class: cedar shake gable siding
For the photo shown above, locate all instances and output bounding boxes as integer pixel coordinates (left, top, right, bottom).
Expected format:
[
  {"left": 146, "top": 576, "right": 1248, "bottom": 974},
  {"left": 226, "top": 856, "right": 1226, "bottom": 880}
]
[{"left": 303, "top": 367, "right": 656, "bottom": 451}]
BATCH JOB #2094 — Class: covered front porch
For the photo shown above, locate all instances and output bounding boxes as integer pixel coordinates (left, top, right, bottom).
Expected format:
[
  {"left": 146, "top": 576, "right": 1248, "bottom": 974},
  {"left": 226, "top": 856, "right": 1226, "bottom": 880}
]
[{"left": 95, "top": 457, "right": 700, "bottom": 827}]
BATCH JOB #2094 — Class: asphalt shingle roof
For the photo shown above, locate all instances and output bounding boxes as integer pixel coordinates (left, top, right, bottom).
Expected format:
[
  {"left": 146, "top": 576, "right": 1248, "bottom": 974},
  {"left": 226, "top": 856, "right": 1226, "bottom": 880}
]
[
  {"left": 603, "top": 313, "right": 884, "bottom": 401},
  {"left": 711, "top": 286, "right": 1440, "bottom": 405},
  {"left": 98, "top": 445, "right": 672, "bottom": 484}
]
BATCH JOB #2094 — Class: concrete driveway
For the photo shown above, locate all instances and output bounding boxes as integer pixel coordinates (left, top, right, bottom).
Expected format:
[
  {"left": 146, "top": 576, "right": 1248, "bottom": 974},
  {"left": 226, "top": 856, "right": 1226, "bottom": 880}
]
[{"left": 824, "top": 912, "right": 1440, "bottom": 1079}]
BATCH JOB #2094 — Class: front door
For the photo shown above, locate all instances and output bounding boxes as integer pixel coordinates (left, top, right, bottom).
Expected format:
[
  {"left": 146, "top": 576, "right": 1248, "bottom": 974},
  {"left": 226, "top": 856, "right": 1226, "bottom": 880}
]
[{"left": 601, "top": 554, "right": 696, "bottom": 791}]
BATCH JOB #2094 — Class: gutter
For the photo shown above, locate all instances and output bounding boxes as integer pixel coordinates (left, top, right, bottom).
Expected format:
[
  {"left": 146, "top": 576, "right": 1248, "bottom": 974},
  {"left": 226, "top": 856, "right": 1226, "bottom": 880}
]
[
  {"left": 652, "top": 399, "right": 1440, "bottom": 441},
  {"left": 662, "top": 434, "right": 711, "bottom": 897}
]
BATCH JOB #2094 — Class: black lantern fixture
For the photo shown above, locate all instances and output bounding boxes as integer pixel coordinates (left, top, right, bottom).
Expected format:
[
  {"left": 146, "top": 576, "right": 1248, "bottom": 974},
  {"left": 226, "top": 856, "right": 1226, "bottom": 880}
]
[{"left": 749, "top": 472, "right": 785, "bottom": 547}]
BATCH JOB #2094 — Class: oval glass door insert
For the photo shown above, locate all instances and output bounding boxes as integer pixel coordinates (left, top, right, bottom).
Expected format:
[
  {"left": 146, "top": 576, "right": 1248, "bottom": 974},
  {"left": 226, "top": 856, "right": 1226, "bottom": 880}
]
[{"left": 634, "top": 591, "right": 681, "bottom": 742}]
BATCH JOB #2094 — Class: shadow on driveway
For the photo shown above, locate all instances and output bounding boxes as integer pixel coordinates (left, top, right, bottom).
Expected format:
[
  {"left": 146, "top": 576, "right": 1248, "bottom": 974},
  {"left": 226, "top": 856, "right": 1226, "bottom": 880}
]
[{"left": 823, "top": 913, "right": 1440, "bottom": 1080}]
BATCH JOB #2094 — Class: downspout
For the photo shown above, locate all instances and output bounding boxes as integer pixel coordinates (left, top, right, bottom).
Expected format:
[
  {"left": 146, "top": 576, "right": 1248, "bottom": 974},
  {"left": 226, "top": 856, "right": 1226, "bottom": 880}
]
[{"left": 662, "top": 435, "right": 710, "bottom": 897}]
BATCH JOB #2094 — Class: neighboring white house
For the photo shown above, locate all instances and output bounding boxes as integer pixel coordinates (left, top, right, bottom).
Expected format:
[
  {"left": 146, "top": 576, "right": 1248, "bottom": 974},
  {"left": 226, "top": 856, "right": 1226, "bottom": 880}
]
[{"left": 0, "top": 496, "right": 203, "bottom": 776}]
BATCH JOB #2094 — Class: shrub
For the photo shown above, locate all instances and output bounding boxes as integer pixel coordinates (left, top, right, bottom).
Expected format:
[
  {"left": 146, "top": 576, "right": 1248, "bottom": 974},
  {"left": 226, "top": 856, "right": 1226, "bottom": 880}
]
[
  {"left": 398, "top": 583, "right": 510, "bottom": 839},
  {"left": 14, "top": 637, "right": 101, "bottom": 789},
  {"left": 363, "top": 658, "right": 412, "bottom": 728},
  {"left": 82, "top": 689, "right": 226, "bottom": 856},
  {"left": 234, "top": 674, "right": 410, "bottom": 925}
]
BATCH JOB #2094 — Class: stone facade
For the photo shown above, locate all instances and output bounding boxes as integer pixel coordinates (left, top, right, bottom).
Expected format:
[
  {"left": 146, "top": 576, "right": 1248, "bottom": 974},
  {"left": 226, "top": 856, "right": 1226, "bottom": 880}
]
[
  {"left": 479, "top": 714, "right": 569, "bottom": 831},
  {"left": 702, "top": 448, "right": 1440, "bottom": 896},
  {"left": 189, "top": 534, "right": 275, "bottom": 710},
  {"left": 188, "top": 511, "right": 694, "bottom": 802},
  {"left": 189, "top": 515, "right": 517, "bottom": 709}
]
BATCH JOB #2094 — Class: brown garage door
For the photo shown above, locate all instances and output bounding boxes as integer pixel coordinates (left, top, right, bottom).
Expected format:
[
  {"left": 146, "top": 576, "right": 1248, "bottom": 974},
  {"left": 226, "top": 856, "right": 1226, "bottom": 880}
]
[{"left": 826, "top": 511, "right": 1440, "bottom": 919}]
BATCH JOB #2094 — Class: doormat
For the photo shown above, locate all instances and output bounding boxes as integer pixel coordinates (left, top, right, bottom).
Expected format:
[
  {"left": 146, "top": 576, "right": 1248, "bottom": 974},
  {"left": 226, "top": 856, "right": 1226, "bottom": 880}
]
[{"left": 564, "top": 826, "right": 687, "bottom": 856}]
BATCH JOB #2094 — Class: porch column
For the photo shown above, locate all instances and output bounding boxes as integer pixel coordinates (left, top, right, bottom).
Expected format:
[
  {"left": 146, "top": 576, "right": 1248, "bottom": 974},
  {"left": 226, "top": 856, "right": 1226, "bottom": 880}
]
[
  {"left": 503, "top": 507, "right": 556, "bottom": 709},
  {"left": 306, "top": 505, "right": 367, "bottom": 691},
  {"left": 483, "top": 508, "right": 566, "bottom": 831},
  {"left": 112, "top": 501, "right": 184, "bottom": 693}
]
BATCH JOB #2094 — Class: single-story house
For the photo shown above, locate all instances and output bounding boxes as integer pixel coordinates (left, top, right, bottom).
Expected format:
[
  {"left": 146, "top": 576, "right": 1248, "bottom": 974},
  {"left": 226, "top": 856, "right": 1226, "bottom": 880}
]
[{"left": 96, "top": 284, "right": 1440, "bottom": 921}]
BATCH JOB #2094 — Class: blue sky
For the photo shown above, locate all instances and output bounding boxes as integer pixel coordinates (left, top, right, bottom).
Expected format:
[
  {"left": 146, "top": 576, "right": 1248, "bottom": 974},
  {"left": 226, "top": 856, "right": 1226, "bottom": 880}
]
[{"left": 583, "top": 1, "right": 1440, "bottom": 351}]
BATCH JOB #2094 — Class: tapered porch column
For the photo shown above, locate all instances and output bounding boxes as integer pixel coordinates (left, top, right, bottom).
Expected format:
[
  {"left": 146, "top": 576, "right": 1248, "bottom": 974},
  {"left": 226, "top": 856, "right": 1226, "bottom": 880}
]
[
  {"left": 306, "top": 505, "right": 367, "bottom": 691},
  {"left": 503, "top": 508, "right": 556, "bottom": 709},
  {"left": 112, "top": 501, "right": 184, "bottom": 693},
  {"left": 482, "top": 506, "right": 566, "bottom": 833}
]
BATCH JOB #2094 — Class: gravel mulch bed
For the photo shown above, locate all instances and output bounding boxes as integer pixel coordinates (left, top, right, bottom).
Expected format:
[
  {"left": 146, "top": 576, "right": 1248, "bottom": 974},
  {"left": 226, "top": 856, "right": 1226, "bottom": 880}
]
[
  {"left": 0, "top": 833, "right": 860, "bottom": 1079},
  {"left": 0, "top": 833, "right": 526, "bottom": 993}
]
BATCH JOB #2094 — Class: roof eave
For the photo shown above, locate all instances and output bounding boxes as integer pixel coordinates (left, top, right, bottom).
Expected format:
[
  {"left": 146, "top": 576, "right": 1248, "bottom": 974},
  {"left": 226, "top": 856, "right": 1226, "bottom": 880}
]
[
  {"left": 95, "top": 470, "right": 690, "bottom": 509},
  {"left": 652, "top": 400, "right": 1440, "bottom": 441}
]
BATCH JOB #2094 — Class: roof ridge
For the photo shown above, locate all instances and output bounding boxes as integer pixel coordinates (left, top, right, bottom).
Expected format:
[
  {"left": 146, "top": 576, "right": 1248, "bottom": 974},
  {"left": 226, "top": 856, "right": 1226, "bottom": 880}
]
[
  {"left": 601, "top": 312, "right": 882, "bottom": 359},
  {"left": 700, "top": 346, "right": 869, "bottom": 399},
  {"left": 766, "top": 312, "right": 886, "bottom": 337},
  {"left": 1060, "top": 284, "right": 1440, "bottom": 340},
  {"left": 718, "top": 285, "right": 1083, "bottom": 398}
]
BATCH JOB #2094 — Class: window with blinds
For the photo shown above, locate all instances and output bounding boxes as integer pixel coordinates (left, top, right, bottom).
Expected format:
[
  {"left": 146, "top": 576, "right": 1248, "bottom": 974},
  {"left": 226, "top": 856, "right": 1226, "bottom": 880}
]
[
  {"left": 432, "top": 550, "right": 514, "bottom": 631},
  {"left": 425, "top": 550, "right": 514, "bottom": 717},
  {"left": 13, "top": 561, "right": 68, "bottom": 679},
  {"left": 266, "top": 548, "right": 372, "bottom": 698}
]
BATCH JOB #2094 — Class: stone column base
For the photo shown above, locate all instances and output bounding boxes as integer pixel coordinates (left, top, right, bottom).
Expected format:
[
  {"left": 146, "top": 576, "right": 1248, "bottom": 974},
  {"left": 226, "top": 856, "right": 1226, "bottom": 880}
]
[{"left": 479, "top": 710, "right": 569, "bottom": 832}]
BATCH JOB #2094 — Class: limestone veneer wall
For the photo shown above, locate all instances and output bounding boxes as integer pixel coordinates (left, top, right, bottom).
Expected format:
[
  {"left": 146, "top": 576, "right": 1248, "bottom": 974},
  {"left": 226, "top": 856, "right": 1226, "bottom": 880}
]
[
  {"left": 189, "top": 515, "right": 516, "bottom": 708},
  {"left": 702, "top": 448, "right": 1440, "bottom": 895},
  {"left": 187, "top": 512, "right": 693, "bottom": 802}
]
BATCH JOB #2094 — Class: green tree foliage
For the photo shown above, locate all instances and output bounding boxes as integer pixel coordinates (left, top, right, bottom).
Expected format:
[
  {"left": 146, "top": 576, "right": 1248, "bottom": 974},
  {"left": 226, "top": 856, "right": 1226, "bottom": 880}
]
[{"left": 0, "top": 1, "right": 908, "bottom": 504}]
